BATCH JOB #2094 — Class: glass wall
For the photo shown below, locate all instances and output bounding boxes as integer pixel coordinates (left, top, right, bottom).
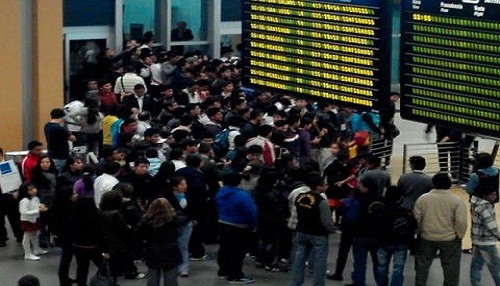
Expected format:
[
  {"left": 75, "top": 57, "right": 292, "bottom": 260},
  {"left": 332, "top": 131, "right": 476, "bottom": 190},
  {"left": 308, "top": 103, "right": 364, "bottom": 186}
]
[
  {"left": 171, "top": 0, "right": 208, "bottom": 41},
  {"left": 392, "top": 0, "right": 401, "bottom": 87},
  {"left": 123, "top": 0, "right": 159, "bottom": 42}
]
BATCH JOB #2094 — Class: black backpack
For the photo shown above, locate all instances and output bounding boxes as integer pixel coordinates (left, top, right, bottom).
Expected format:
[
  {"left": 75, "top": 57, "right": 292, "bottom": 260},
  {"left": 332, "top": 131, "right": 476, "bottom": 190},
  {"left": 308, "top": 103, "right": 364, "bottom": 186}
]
[{"left": 387, "top": 208, "right": 417, "bottom": 242}]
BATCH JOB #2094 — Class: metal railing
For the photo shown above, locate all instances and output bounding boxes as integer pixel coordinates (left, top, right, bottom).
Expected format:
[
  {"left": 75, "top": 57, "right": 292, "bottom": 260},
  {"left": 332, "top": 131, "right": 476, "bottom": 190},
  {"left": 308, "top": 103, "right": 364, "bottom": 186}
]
[{"left": 401, "top": 141, "right": 477, "bottom": 183}]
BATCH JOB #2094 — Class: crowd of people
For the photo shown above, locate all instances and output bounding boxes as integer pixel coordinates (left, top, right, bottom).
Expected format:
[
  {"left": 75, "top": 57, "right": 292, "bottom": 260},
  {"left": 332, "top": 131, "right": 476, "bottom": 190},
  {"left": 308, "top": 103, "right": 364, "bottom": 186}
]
[{"left": 0, "top": 35, "right": 499, "bottom": 286}]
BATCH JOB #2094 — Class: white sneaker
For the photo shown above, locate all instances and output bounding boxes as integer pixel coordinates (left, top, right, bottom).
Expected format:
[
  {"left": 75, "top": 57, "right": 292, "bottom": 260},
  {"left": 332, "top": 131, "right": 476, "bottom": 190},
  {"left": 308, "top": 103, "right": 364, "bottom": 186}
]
[
  {"left": 24, "top": 254, "right": 41, "bottom": 261},
  {"left": 34, "top": 250, "right": 48, "bottom": 255}
]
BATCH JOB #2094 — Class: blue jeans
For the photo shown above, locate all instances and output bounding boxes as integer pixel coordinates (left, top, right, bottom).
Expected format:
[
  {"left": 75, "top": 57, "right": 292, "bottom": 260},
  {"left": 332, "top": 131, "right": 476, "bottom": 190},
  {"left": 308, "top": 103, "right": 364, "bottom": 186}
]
[
  {"left": 352, "top": 236, "right": 379, "bottom": 286},
  {"left": 376, "top": 244, "right": 408, "bottom": 286},
  {"left": 291, "top": 232, "right": 328, "bottom": 286},
  {"left": 177, "top": 221, "right": 193, "bottom": 273},
  {"left": 470, "top": 244, "right": 500, "bottom": 286}
]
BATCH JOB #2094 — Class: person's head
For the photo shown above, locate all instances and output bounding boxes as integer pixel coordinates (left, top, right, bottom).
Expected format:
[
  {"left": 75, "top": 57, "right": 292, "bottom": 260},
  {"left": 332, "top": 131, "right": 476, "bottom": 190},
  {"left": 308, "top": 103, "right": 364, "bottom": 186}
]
[
  {"left": 358, "top": 176, "right": 378, "bottom": 194},
  {"left": 179, "top": 114, "right": 193, "bottom": 127},
  {"left": 227, "top": 115, "right": 244, "bottom": 128},
  {"left": 65, "top": 156, "right": 84, "bottom": 173},
  {"left": 138, "top": 111, "right": 152, "bottom": 122},
  {"left": 247, "top": 145, "right": 263, "bottom": 162},
  {"left": 134, "top": 158, "right": 150, "bottom": 175},
  {"left": 134, "top": 84, "right": 146, "bottom": 97},
  {"left": 50, "top": 108, "right": 66, "bottom": 120},
  {"left": 306, "top": 174, "right": 328, "bottom": 192},
  {"left": 409, "top": 156, "right": 426, "bottom": 171},
  {"left": 18, "top": 274, "right": 40, "bottom": 286},
  {"left": 365, "top": 154, "right": 382, "bottom": 169},
  {"left": 99, "top": 190, "right": 123, "bottom": 210},
  {"left": 125, "top": 65, "right": 136, "bottom": 73},
  {"left": 185, "top": 154, "right": 202, "bottom": 168},
  {"left": 171, "top": 176, "right": 187, "bottom": 193},
  {"left": 170, "top": 148, "right": 184, "bottom": 161},
  {"left": 112, "top": 182, "right": 134, "bottom": 199},
  {"left": 182, "top": 139, "right": 198, "bottom": 154},
  {"left": 37, "top": 155, "right": 55, "bottom": 173},
  {"left": 176, "top": 21, "right": 187, "bottom": 30},
  {"left": 18, "top": 183, "right": 37, "bottom": 200},
  {"left": 103, "top": 162, "right": 121, "bottom": 176},
  {"left": 86, "top": 79, "right": 99, "bottom": 91},
  {"left": 329, "top": 142, "right": 342, "bottom": 156},
  {"left": 299, "top": 117, "right": 312, "bottom": 129},
  {"left": 249, "top": 109, "right": 263, "bottom": 123},
  {"left": 223, "top": 172, "right": 243, "bottom": 186},
  {"left": 146, "top": 198, "right": 176, "bottom": 228},
  {"left": 144, "top": 128, "right": 162, "bottom": 143},
  {"left": 145, "top": 148, "right": 158, "bottom": 159},
  {"left": 99, "top": 80, "right": 113, "bottom": 92},
  {"left": 432, "top": 173, "right": 452, "bottom": 190},
  {"left": 390, "top": 92, "right": 400, "bottom": 103},
  {"left": 206, "top": 108, "right": 223, "bottom": 123},
  {"left": 186, "top": 103, "right": 202, "bottom": 116},
  {"left": 257, "top": 124, "right": 273, "bottom": 138},
  {"left": 475, "top": 152, "right": 494, "bottom": 169},
  {"left": 384, "top": 186, "right": 403, "bottom": 204},
  {"left": 475, "top": 185, "right": 498, "bottom": 203},
  {"left": 27, "top": 140, "right": 43, "bottom": 156}
]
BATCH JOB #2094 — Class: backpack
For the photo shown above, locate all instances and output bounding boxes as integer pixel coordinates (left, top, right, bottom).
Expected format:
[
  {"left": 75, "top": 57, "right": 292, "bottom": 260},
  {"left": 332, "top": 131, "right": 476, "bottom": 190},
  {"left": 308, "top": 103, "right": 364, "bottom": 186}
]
[
  {"left": 473, "top": 170, "right": 499, "bottom": 203},
  {"left": 388, "top": 209, "right": 417, "bottom": 240},
  {"left": 212, "top": 128, "right": 234, "bottom": 158}
]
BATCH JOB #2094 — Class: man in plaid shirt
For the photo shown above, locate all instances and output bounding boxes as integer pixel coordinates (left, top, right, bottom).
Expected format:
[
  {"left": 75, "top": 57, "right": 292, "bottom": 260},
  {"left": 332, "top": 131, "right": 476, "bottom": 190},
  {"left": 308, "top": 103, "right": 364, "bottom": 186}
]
[{"left": 470, "top": 185, "right": 500, "bottom": 286}]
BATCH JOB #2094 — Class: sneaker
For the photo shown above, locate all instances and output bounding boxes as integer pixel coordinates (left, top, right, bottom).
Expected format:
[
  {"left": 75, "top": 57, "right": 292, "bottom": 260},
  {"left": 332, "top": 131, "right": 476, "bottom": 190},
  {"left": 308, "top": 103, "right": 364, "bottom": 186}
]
[
  {"left": 228, "top": 275, "right": 255, "bottom": 284},
  {"left": 326, "top": 273, "right": 343, "bottom": 281},
  {"left": 189, "top": 254, "right": 213, "bottom": 261},
  {"left": 125, "top": 272, "right": 146, "bottom": 279},
  {"left": 34, "top": 250, "right": 48, "bottom": 255},
  {"left": 24, "top": 254, "right": 41, "bottom": 261},
  {"left": 180, "top": 271, "right": 189, "bottom": 277}
]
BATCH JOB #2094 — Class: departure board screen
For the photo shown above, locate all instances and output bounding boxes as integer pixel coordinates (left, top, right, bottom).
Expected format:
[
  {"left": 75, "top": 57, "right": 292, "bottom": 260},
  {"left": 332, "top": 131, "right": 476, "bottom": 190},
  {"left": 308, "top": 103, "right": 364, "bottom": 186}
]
[
  {"left": 401, "top": 0, "right": 500, "bottom": 138},
  {"left": 241, "top": 0, "right": 392, "bottom": 110}
]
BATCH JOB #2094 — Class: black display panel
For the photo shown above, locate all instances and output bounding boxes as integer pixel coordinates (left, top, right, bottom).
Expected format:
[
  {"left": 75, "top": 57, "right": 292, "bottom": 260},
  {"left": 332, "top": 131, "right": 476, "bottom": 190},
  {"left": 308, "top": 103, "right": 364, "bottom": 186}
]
[
  {"left": 401, "top": 0, "right": 500, "bottom": 138},
  {"left": 242, "top": 0, "right": 392, "bottom": 110}
]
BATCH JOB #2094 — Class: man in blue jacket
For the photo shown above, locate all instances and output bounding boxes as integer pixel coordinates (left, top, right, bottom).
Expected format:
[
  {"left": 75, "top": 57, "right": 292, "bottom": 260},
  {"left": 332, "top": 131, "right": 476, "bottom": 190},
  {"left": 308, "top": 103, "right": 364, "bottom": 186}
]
[{"left": 215, "top": 172, "right": 258, "bottom": 284}]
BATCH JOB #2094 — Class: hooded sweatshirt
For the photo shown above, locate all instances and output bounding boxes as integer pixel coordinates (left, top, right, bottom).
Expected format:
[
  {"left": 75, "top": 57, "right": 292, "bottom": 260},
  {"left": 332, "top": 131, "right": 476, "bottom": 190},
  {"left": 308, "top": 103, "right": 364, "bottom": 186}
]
[{"left": 215, "top": 185, "right": 257, "bottom": 229}]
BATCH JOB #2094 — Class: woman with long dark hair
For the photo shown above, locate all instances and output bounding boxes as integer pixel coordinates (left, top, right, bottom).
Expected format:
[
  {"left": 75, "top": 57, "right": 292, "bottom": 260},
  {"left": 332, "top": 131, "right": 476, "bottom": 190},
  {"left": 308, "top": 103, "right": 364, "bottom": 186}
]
[
  {"left": 137, "top": 198, "right": 181, "bottom": 286},
  {"left": 73, "top": 164, "right": 96, "bottom": 199},
  {"left": 30, "top": 155, "right": 58, "bottom": 248}
]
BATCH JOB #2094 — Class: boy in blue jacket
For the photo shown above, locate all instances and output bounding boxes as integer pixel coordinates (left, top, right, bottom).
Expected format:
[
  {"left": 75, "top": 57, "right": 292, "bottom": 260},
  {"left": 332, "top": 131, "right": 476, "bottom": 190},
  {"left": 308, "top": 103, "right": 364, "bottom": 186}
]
[{"left": 215, "top": 172, "right": 258, "bottom": 284}]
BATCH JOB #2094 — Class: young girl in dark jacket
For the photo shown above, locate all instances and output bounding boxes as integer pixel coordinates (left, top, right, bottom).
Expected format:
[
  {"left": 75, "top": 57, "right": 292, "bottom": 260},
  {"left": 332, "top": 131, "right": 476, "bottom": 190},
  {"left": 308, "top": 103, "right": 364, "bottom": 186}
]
[{"left": 137, "top": 198, "right": 182, "bottom": 286}]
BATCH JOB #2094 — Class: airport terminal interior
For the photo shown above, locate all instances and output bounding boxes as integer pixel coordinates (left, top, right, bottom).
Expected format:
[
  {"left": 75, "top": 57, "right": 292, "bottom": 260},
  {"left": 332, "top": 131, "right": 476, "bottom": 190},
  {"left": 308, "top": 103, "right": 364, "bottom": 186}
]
[{"left": 1, "top": 0, "right": 500, "bottom": 285}]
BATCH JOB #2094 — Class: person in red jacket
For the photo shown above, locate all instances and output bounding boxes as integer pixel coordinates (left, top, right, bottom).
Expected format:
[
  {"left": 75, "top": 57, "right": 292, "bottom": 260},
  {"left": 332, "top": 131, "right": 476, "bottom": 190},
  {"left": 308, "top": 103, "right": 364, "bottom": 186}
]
[{"left": 21, "top": 141, "right": 44, "bottom": 182}]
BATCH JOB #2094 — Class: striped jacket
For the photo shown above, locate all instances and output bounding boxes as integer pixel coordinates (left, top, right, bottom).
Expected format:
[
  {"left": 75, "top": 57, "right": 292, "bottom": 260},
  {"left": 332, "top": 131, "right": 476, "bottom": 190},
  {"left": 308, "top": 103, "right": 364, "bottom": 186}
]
[{"left": 471, "top": 196, "right": 500, "bottom": 246}]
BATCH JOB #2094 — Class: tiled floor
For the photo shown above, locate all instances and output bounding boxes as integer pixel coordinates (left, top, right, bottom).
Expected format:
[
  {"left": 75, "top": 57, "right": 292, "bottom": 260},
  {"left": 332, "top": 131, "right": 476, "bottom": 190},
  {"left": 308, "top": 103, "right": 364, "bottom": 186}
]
[{"left": 1, "top": 114, "right": 498, "bottom": 286}]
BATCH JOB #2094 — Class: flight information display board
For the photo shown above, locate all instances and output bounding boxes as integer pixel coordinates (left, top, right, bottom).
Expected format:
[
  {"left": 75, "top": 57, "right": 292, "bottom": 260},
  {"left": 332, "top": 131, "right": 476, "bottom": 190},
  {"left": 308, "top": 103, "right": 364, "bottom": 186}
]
[
  {"left": 401, "top": 0, "right": 500, "bottom": 138},
  {"left": 241, "top": 0, "right": 392, "bottom": 110}
]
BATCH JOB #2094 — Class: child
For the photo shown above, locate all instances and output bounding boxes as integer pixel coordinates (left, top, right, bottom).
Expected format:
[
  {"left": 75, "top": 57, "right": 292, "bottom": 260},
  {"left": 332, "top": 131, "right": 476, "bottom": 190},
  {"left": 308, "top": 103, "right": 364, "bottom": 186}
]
[
  {"left": 19, "top": 183, "right": 48, "bottom": 260},
  {"left": 470, "top": 185, "right": 500, "bottom": 285}
]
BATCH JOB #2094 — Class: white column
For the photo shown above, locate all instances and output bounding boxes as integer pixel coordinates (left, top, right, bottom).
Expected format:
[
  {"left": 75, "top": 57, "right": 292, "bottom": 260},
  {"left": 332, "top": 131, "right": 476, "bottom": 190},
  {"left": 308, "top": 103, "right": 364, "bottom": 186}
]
[
  {"left": 115, "top": 0, "right": 124, "bottom": 52},
  {"left": 208, "top": 0, "right": 221, "bottom": 58}
]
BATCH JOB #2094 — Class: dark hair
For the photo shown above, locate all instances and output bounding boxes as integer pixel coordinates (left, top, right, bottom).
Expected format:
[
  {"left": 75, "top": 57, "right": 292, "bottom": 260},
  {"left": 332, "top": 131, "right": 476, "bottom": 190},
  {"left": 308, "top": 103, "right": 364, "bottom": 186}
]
[
  {"left": 144, "top": 127, "right": 161, "bottom": 138},
  {"left": 206, "top": 107, "right": 221, "bottom": 118},
  {"left": 475, "top": 152, "right": 494, "bottom": 169},
  {"left": 170, "top": 176, "right": 186, "bottom": 190},
  {"left": 409, "top": 156, "right": 426, "bottom": 171},
  {"left": 198, "top": 143, "right": 212, "bottom": 154},
  {"left": 366, "top": 154, "right": 382, "bottom": 168},
  {"left": 125, "top": 65, "right": 136, "bottom": 73},
  {"left": 169, "top": 148, "right": 184, "bottom": 160},
  {"left": 257, "top": 168, "right": 279, "bottom": 188},
  {"left": 155, "top": 161, "right": 175, "bottom": 180},
  {"left": 384, "top": 186, "right": 403, "bottom": 203},
  {"left": 185, "top": 154, "right": 202, "bottom": 168},
  {"left": 134, "top": 157, "right": 150, "bottom": 167},
  {"left": 18, "top": 183, "right": 37, "bottom": 200},
  {"left": 247, "top": 145, "right": 263, "bottom": 155},
  {"left": 18, "top": 275, "right": 40, "bottom": 286},
  {"left": 179, "top": 115, "right": 193, "bottom": 126},
  {"left": 227, "top": 115, "right": 244, "bottom": 127},
  {"left": 138, "top": 111, "right": 152, "bottom": 121},
  {"left": 35, "top": 155, "right": 57, "bottom": 174},
  {"left": 145, "top": 148, "right": 158, "bottom": 158},
  {"left": 81, "top": 165, "right": 95, "bottom": 191},
  {"left": 249, "top": 109, "right": 263, "bottom": 120},
  {"left": 257, "top": 124, "right": 273, "bottom": 137},
  {"left": 112, "top": 182, "right": 134, "bottom": 198},
  {"left": 224, "top": 172, "right": 243, "bottom": 186},
  {"left": 306, "top": 174, "right": 326, "bottom": 189},
  {"left": 50, "top": 108, "right": 66, "bottom": 119},
  {"left": 432, "top": 173, "right": 452, "bottom": 190},
  {"left": 99, "top": 190, "right": 123, "bottom": 210},
  {"left": 103, "top": 162, "right": 121, "bottom": 175},
  {"left": 27, "top": 140, "right": 43, "bottom": 150},
  {"left": 84, "top": 98, "right": 100, "bottom": 125},
  {"left": 182, "top": 139, "right": 197, "bottom": 149}
]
